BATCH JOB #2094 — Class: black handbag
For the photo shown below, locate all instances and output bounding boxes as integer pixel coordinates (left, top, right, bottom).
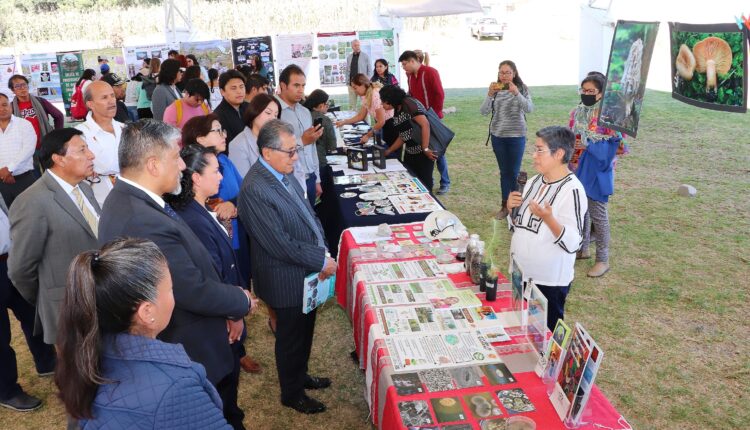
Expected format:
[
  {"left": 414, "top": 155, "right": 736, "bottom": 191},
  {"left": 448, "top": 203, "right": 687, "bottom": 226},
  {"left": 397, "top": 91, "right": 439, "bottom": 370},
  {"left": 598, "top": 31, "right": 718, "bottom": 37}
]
[{"left": 409, "top": 99, "right": 455, "bottom": 157}]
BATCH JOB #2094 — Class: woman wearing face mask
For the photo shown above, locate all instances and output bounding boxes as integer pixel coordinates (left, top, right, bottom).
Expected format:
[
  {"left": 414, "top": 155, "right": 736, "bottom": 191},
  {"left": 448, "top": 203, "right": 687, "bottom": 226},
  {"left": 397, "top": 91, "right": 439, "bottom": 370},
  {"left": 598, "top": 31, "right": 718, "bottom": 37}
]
[
  {"left": 480, "top": 60, "right": 533, "bottom": 219},
  {"left": 568, "top": 72, "right": 629, "bottom": 278}
]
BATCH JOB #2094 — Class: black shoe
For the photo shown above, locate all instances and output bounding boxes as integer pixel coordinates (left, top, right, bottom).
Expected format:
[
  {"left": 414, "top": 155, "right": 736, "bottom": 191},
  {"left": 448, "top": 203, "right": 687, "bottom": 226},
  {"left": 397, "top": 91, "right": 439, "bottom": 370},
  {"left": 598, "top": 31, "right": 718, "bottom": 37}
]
[
  {"left": 282, "top": 394, "right": 326, "bottom": 414},
  {"left": 0, "top": 392, "right": 42, "bottom": 412},
  {"left": 436, "top": 185, "right": 450, "bottom": 195},
  {"left": 304, "top": 375, "right": 331, "bottom": 390}
]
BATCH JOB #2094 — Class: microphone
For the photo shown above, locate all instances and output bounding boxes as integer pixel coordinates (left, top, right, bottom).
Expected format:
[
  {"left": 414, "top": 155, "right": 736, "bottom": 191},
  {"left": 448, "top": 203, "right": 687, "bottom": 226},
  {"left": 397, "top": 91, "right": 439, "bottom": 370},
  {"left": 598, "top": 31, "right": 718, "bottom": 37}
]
[{"left": 510, "top": 171, "right": 528, "bottom": 220}]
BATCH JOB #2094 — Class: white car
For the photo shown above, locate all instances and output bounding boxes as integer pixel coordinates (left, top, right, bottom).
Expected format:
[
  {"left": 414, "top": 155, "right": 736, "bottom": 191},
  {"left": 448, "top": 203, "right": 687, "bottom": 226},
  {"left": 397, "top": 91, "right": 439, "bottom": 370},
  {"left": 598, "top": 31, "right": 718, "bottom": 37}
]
[{"left": 471, "top": 18, "right": 504, "bottom": 40}]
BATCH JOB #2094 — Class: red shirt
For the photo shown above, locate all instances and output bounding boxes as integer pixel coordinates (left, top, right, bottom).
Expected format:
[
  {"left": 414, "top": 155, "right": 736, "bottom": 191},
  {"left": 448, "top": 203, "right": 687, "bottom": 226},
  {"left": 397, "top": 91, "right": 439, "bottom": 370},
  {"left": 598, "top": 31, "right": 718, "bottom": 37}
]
[
  {"left": 406, "top": 65, "right": 445, "bottom": 119},
  {"left": 17, "top": 100, "right": 42, "bottom": 148}
]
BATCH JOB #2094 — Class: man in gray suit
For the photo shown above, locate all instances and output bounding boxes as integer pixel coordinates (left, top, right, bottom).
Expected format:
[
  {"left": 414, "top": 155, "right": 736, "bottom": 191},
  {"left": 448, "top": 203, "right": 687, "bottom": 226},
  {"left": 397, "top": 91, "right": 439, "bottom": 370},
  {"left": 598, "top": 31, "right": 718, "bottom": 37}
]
[
  {"left": 346, "top": 40, "right": 372, "bottom": 110},
  {"left": 237, "top": 119, "right": 336, "bottom": 414},
  {"left": 8, "top": 128, "right": 99, "bottom": 348}
]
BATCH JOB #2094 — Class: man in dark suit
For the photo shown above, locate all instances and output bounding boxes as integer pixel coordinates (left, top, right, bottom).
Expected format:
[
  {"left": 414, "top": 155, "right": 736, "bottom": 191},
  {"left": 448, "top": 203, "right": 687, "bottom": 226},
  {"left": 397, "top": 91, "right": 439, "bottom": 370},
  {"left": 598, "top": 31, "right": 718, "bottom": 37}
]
[
  {"left": 98, "top": 120, "right": 251, "bottom": 424},
  {"left": 6, "top": 128, "right": 98, "bottom": 411},
  {"left": 237, "top": 119, "right": 336, "bottom": 414}
]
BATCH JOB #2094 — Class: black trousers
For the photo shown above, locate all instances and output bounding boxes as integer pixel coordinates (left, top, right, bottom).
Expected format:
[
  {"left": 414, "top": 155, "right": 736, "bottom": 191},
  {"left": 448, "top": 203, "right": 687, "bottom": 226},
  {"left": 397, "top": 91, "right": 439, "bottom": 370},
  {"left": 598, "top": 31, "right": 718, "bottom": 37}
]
[
  {"left": 535, "top": 283, "right": 571, "bottom": 332},
  {"left": 273, "top": 306, "right": 317, "bottom": 403},
  {"left": 0, "top": 171, "right": 36, "bottom": 208},
  {"left": 136, "top": 107, "right": 153, "bottom": 119},
  {"left": 403, "top": 150, "right": 435, "bottom": 193},
  {"left": 0, "top": 258, "right": 56, "bottom": 400},
  {"left": 215, "top": 340, "right": 245, "bottom": 430}
]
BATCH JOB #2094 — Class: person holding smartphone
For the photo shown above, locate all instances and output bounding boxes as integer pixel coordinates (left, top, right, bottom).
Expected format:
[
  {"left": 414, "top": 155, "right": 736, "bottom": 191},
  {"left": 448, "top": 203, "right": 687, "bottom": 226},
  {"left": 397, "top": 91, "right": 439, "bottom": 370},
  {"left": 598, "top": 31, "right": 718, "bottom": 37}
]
[
  {"left": 303, "top": 90, "right": 337, "bottom": 171},
  {"left": 480, "top": 60, "right": 533, "bottom": 219}
]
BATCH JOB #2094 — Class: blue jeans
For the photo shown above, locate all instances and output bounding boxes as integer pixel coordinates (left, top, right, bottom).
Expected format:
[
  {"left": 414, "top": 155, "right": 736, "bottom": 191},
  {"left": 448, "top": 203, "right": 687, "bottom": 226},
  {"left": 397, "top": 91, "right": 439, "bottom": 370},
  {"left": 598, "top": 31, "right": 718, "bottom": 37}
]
[
  {"left": 436, "top": 154, "right": 450, "bottom": 188},
  {"left": 126, "top": 106, "right": 139, "bottom": 122},
  {"left": 491, "top": 135, "right": 526, "bottom": 200}
]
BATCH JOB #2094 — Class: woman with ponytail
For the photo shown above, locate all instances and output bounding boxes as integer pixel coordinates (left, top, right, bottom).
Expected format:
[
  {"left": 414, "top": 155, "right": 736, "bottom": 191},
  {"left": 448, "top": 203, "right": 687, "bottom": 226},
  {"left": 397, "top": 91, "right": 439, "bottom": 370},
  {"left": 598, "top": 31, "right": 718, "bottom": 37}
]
[
  {"left": 335, "top": 73, "right": 393, "bottom": 145},
  {"left": 55, "top": 238, "right": 231, "bottom": 429}
]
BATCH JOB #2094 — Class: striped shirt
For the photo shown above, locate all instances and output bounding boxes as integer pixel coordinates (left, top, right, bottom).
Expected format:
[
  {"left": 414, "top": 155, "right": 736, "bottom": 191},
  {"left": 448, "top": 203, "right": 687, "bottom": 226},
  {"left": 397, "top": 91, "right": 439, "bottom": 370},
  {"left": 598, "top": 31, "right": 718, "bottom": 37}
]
[{"left": 480, "top": 87, "right": 533, "bottom": 138}]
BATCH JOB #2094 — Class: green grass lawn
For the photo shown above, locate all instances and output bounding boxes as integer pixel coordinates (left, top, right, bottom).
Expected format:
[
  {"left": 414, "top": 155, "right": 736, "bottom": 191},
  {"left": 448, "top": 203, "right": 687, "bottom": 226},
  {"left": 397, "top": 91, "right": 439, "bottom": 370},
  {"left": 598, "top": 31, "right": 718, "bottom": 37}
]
[{"left": 1, "top": 87, "right": 748, "bottom": 430}]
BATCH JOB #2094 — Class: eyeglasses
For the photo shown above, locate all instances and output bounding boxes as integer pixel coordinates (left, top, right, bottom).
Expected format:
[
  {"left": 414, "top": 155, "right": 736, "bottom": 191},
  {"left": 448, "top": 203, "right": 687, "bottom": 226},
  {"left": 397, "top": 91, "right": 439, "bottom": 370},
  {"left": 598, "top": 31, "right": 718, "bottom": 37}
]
[
  {"left": 533, "top": 148, "right": 551, "bottom": 155},
  {"left": 12, "top": 83, "right": 28, "bottom": 89},
  {"left": 579, "top": 88, "right": 599, "bottom": 95},
  {"left": 209, "top": 128, "right": 226, "bottom": 137},
  {"left": 499, "top": 71, "right": 513, "bottom": 76},
  {"left": 271, "top": 146, "right": 302, "bottom": 158}
]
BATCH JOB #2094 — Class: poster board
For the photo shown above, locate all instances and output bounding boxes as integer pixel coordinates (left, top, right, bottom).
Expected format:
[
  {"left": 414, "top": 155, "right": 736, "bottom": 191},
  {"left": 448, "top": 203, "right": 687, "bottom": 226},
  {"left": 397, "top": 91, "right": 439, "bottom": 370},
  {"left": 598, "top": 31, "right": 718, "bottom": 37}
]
[
  {"left": 180, "top": 40, "right": 233, "bottom": 74},
  {"left": 358, "top": 29, "right": 397, "bottom": 76},
  {"left": 598, "top": 20, "right": 659, "bottom": 138},
  {"left": 231, "top": 36, "right": 275, "bottom": 84},
  {"left": 317, "top": 31, "right": 357, "bottom": 86},
  {"left": 20, "top": 53, "right": 63, "bottom": 102},
  {"left": 56, "top": 51, "right": 85, "bottom": 115},
  {"left": 0, "top": 55, "right": 17, "bottom": 100},
  {"left": 123, "top": 43, "right": 179, "bottom": 78},
  {"left": 669, "top": 22, "right": 747, "bottom": 113},
  {"left": 82, "top": 48, "right": 127, "bottom": 80},
  {"left": 275, "top": 33, "right": 314, "bottom": 77}
]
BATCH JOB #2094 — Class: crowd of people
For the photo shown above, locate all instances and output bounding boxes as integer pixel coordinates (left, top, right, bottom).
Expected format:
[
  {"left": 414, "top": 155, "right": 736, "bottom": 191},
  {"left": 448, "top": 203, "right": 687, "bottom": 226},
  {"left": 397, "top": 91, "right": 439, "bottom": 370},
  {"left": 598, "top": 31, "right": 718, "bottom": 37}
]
[{"left": 0, "top": 41, "right": 627, "bottom": 428}]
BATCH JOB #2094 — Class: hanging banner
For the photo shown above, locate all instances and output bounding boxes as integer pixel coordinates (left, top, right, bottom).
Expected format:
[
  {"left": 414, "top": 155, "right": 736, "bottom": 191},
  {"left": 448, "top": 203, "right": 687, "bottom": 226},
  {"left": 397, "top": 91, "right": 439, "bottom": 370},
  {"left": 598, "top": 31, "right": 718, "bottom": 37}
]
[
  {"left": 231, "top": 36, "right": 275, "bottom": 84},
  {"left": 123, "top": 43, "right": 179, "bottom": 78},
  {"left": 20, "top": 53, "right": 63, "bottom": 102},
  {"left": 670, "top": 22, "right": 747, "bottom": 113},
  {"left": 275, "top": 33, "right": 314, "bottom": 78},
  {"left": 0, "top": 55, "right": 17, "bottom": 100},
  {"left": 83, "top": 48, "right": 128, "bottom": 80},
  {"left": 358, "top": 29, "right": 397, "bottom": 76},
  {"left": 317, "top": 31, "right": 357, "bottom": 87},
  {"left": 180, "top": 40, "right": 233, "bottom": 74},
  {"left": 56, "top": 51, "right": 85, "bottom": 115},
  {"left": 598, "top": 20, "right": 660, "bottom": 138}
]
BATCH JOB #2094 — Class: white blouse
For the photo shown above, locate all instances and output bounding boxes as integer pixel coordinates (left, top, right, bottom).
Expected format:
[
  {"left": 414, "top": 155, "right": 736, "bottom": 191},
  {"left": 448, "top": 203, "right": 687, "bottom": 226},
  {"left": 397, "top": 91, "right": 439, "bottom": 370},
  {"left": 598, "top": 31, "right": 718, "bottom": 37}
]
[{"left": 509, "top": 173, "right": 587, "bottom": 286}]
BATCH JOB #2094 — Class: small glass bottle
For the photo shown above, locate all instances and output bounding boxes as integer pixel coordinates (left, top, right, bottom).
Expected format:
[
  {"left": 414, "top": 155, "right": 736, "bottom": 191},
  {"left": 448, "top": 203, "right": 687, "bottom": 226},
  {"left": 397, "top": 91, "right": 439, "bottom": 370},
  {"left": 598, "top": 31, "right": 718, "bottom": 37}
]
[
  {"left": 470, "top": 241, "right": 485, "bottom": 285},
  {"left": 464, "top": 234, "right": 479, "bottom": 275}
]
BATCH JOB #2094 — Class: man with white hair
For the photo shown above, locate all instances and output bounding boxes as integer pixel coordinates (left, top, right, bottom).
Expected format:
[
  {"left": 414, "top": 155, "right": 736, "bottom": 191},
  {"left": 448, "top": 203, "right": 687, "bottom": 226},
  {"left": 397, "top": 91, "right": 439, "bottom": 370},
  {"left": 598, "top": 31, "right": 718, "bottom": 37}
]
[{"left": 345, "top": 40, "right": 372, "bottom": 110}]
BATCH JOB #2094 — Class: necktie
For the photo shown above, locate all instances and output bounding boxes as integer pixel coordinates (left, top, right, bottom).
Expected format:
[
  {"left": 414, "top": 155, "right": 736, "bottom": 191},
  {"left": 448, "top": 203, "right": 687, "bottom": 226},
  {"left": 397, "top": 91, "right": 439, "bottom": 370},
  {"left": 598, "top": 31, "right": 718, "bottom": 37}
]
[
  {"left": 281, "top": 175, "right": 324, "bottom": 248},
  {"left": 163, "top": 202, "right": 181, "bottom": 220},
  {"left": 71, "top": 187, "right": 98, "bottom": 237}
]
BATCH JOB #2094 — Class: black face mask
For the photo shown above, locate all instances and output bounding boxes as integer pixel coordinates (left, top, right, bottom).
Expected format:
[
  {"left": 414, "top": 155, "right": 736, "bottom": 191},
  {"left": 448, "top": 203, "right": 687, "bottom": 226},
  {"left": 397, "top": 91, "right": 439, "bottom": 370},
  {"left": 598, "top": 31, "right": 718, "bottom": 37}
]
[{"left": 580, "top": 94, "right": 598, "bottom": 106}]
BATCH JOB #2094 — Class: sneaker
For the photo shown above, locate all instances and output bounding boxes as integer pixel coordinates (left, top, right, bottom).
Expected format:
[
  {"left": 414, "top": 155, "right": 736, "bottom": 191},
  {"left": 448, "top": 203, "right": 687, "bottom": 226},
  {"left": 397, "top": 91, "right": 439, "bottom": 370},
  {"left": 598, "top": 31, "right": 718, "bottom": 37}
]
[
  {"left": 576, "top": 250, "right": 591, "bottom": 260},
  {"left": 436, "top": 186, "right": 450, "bottom": 195},
  {"left": 0, "top": 392, "right": 42, "bottom": 412},
  {"left": 587, "top": 262, "right": 610, "bottom": 278}
]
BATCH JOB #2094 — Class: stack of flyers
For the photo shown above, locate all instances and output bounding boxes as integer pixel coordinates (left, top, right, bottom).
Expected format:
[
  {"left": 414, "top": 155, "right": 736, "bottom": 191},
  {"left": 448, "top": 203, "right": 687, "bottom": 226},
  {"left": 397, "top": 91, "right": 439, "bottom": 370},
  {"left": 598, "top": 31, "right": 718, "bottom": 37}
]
[
  {"left": 430, "top": 396, "right": 466, "bottom": 423},
  {"left": 397, "top": 400, "right": 434, "bottom": 427},
  {"left": 496, "top": 388, "right": 535, "bottom": 414},
  {"left": 567, "top": 326, "right": 604, "bottom": 424},
  {"left": 535, "top": 319, "right": 573, "bottom": 379},
  {"left": 355, "top": 259, "right": 445, "bottom": 283},
  {"left": 386, "top": 331, "right": 502, "bottom": 372},
  {"left": 367, "top": 279, "right": 456, "bottom": 307},
  {"left": 428, "top": 290, "right": 483, "bottom": 310}
]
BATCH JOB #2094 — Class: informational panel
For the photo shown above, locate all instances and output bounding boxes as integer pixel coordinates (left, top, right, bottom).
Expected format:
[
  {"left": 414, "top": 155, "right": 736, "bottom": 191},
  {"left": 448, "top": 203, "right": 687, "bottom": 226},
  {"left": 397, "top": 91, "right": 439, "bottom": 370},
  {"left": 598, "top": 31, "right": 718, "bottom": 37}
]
[
  {"left": 358, "top": 29, "right": 397, "bottom": 76},
  {"left": 82, "top": 48, "right": 128, "bottom": 80},
  {"left": 670, "top": 22, "right": 747, "bottom": 113},
  {"left": 231, "top": 36, "right": 275, "bottom": 83},
  {"left": 180, "top": 40, "right": 233, "bottom": 74},
  {"left": 123, "top": 43, "right": 179, "bottom": 78},
  {"left": 317, "top": 31, "right": 357, "bottom": 86},
  {"left": 0, "top": 55, "right": 17, "bottom": 100},
  {"left": 598, "top": 20, "right": 659, "bottom": 138},
  {"left": 20, "top": 53, "right": 63, "bottom": 102},
  {"left": 56, "top": 51, "right": 85, "bottom": 115},
  {"left": 275, "top": 33, "right": 314, "bottom": 78}
]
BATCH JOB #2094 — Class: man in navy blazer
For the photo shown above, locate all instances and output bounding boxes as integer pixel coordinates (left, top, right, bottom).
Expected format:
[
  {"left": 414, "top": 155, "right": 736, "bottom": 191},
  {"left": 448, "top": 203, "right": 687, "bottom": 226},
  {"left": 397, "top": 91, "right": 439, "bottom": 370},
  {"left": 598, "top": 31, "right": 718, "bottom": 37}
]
[
  {"left": 98, "top": 120, "right": 251, "bottom": 418},
  {"left": 237, "top": 119, "right": 336, "bottom": 414}
]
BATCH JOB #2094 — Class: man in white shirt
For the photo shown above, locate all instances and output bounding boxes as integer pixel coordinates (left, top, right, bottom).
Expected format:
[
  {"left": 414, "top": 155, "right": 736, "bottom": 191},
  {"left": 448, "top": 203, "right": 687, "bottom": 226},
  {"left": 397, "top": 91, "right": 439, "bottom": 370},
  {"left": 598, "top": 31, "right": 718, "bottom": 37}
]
[
  {"left": 75, "top": 81, "right": 124, "bottom": 207},
  {"left": 277, "top": 65, "right": 323, "bottom": 207},
  {"left": 0, "top": 94, "right": 37, "bottom": 207}
]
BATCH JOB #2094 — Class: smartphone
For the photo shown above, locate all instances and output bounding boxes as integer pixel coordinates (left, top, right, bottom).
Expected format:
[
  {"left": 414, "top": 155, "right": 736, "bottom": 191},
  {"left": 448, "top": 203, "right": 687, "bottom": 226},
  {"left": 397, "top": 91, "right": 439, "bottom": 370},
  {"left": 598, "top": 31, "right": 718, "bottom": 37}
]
[
  {"left": 490, "top": 82, "right": 508, "bottom": 91},
  {"left": 313, "top": 117, "right": 324, "bottom": 129}
]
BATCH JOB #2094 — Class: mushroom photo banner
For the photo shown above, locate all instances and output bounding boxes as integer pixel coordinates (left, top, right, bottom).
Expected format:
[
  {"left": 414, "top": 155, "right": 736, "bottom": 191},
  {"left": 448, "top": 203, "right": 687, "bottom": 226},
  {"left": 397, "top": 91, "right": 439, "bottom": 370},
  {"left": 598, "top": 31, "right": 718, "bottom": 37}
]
[
  {"left": 670, "top": 22, "right": 748, "bottom": 113},
  {"left": 598, "top": 20, "right": 660, "bottom": 138}
]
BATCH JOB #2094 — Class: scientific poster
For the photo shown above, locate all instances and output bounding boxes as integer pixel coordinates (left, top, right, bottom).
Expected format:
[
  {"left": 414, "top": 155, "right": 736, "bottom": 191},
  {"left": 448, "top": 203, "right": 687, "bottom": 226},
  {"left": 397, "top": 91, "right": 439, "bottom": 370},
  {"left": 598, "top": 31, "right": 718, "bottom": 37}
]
[
  {"left": 20, "top": 53, "right": 62, "bottom": 102},
  {"left": 82, "top": 48, "right": 127, "bottom": 80},
  {"left": 670, "top": 22, "right": 747, "bottom": 113},
  {"left": 231, "top": 36, "right": 275, "bottom": 84},
  {"left": 56, "top": 51, "right": 84, "bottom": 115},
  {"left": 317, "top": 31, "right": 357, "bottom": 86},
  {"left": 180, "top": 40, "right": 233, "bottom": 74},
  {"left": 358, "top": 29, "right": 397, "bottom": 75},
  {"left": 275, "top": 33, "right": 314, "bottom": 77},
  {"left": 598, "top": 20, "right": 659, "bottom": 137},
  {"left": 123, "top": 43, "right": 178, "bottom": 78},
  {"left": 0, "top": 55, "right": 17, "bottom": 100}
]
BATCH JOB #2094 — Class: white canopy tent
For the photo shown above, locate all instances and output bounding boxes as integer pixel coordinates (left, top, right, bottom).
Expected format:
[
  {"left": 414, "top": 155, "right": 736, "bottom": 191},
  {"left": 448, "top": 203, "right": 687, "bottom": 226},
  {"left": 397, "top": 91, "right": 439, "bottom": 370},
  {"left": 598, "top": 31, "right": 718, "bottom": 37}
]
[{"left": 379, "top": 0, "right": 483, "bottom": 17}]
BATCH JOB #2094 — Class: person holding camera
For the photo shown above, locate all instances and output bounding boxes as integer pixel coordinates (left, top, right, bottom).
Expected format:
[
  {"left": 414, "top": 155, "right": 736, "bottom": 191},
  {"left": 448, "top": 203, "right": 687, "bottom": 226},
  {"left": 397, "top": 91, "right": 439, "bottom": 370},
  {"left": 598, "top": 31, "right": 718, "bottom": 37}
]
[{"left": 480, "top": 60, "right": 533, "bottom": 219}]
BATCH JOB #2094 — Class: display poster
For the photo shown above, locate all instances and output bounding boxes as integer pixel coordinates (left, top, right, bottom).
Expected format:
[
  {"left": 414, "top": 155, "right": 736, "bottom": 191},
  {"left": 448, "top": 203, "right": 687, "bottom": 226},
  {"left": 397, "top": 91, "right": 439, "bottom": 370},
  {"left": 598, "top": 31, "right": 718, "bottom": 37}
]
[
  {"left": 598, "top": 20, "right": 660, "bottom": 137},
  {"left": 317, "top": 31, "right": 357, "bottom": 86},
  {"left": 550, "top": 323, "right": 592, "bottom": 421},
  {"left": 20, "top": 53, "right": 63, "bottom": 101},
  {"left": 0, "top": 55, "right": 17, "bottom": 100},
  {"left": 56, "top": 51, "right": 85, "bottom": 115},
  {"left": 387, "top": 193, "right": 443, "bottom": 214},
  {"left": 366, "top": 279, "right": 456, "bottom": 306},
  {"left": 568, "top": 327, "right": 604, "bottom": 424},
  {"left": 231, "top": 36, "right": 275, "bottom": 84},
  {"left": 275, "top": 33, "right": 314, "bottom": 77},
  {"left": 123, "top": 43, "right": 178, "bottom": 78},
  {"left": 358, "top": 29, "right": 397, "bottom": 75},
  {"left": 180, "top": 40, "right": 233, "bottom": 74},
  {"left": 386, "top": 330, "right": 502, "bottom": 372},
  {"left": 535, "top": 319, "right": 572, "bottom": 380},
  {"left": 526, "top": 283, "right": 548, "bottom": 359},
  {"left": 670, "top": 22, "right": 747, "bottom": 112},
  {"left": 354, "top": 259, "right": 445, "bottom": 284},
  {"left": 302, "top": 273, "right": 335, "bottom": 314},
  {"left": 82, "top": 48, "right": 127, "bottom": 80}
]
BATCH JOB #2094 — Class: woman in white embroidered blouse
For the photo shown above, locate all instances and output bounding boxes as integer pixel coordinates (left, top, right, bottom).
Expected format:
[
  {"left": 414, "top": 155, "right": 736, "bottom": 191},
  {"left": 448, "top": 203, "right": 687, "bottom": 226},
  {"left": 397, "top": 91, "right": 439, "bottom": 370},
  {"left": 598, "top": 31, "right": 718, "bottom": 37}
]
[{"left": 507, "top": 126, "right": 587, "bottom": 330}]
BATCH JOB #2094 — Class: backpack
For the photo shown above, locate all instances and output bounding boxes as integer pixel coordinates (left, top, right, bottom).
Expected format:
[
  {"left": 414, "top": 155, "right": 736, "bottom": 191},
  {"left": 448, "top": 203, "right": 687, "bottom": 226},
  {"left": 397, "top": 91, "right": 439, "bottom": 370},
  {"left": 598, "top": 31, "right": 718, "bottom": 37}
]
[
  {"left": 141, "top": 75, "right": 157, "bottom": 100},
  {"left": 70, "top": 82, "right": 87, "bottom": 120},
  {"left": 174, "top": 99, "right": 209, "bottom": 125}
]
